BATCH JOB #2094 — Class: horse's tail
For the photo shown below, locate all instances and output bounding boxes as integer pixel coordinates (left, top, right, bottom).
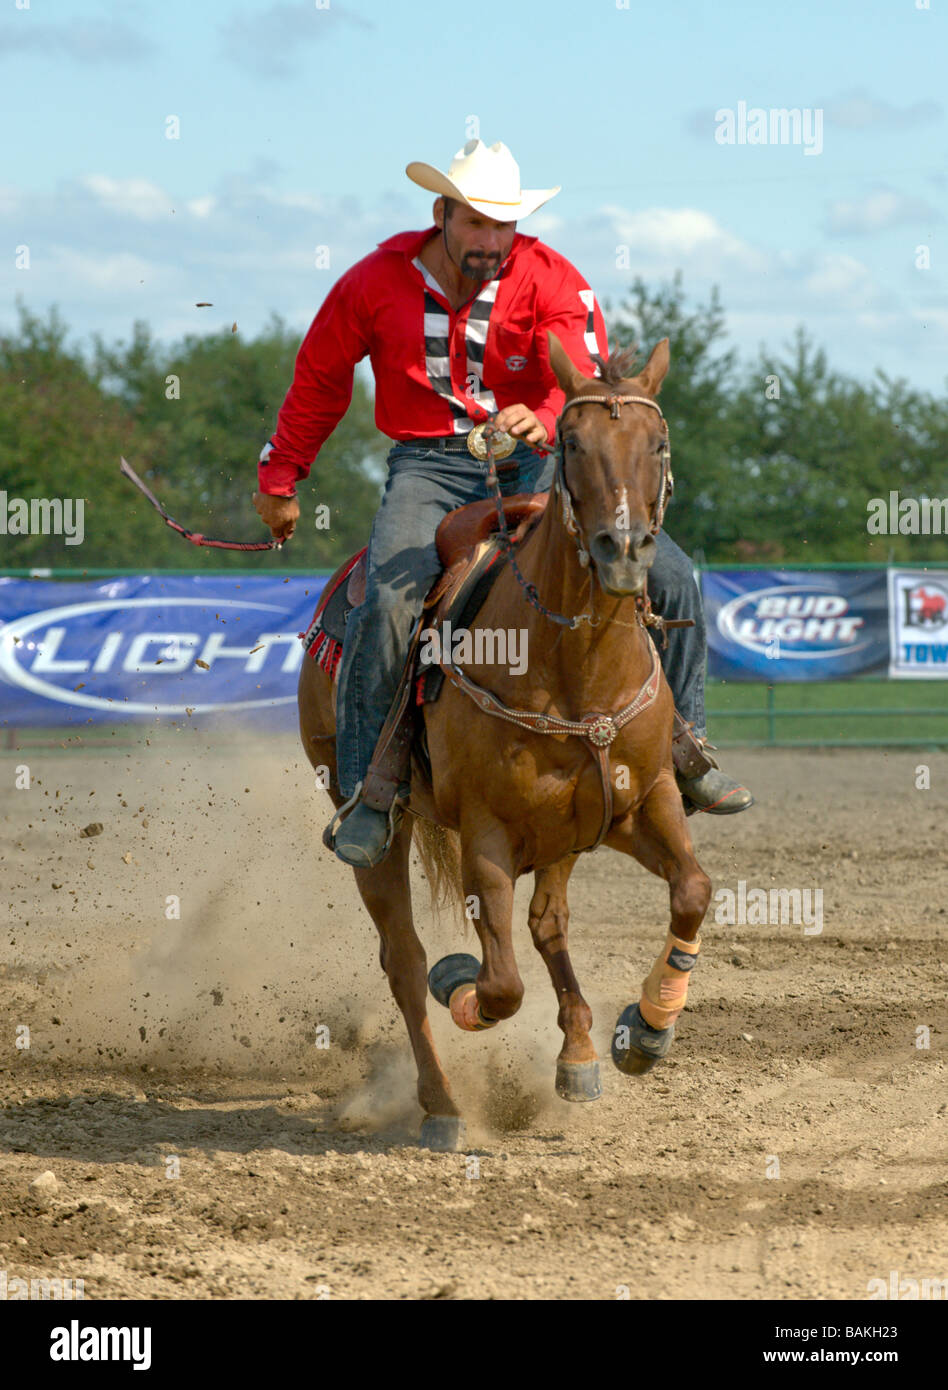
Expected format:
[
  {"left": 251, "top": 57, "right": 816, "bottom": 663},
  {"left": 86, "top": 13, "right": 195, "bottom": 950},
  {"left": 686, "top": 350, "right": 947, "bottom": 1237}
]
[{"left": 411, "top": 816, "right": 465, "bottom": 925}]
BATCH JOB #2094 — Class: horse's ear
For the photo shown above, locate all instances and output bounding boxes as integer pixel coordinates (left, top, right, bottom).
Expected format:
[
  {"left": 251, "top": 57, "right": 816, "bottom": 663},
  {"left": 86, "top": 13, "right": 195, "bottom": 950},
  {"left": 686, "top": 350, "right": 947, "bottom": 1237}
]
[
  {"left": 546, "top": 331, "right": 589, "bottom": 397},
  {"left": 636, "top": 337, "right": 670, "bottom": 397}
]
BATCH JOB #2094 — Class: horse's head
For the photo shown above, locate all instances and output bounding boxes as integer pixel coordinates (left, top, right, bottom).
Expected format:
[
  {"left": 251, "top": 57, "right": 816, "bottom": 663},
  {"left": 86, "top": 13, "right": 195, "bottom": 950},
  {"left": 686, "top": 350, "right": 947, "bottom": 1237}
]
[{"left": 546, "top": 331, "right": 671, "bottom": 597}]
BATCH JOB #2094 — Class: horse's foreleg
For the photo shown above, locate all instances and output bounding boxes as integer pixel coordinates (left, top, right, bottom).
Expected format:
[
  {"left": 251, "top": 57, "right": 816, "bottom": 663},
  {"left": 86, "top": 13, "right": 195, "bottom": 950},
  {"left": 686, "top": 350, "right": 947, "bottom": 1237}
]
[
  {"left": 608, "top": 769, "right": 712, "bottom": 1074},
  {"left": 460, "top": 828, "right": 522, "bottom": 1027},
  {"left": 528, "top": 858, "right": 602, "bottom": 1102}
]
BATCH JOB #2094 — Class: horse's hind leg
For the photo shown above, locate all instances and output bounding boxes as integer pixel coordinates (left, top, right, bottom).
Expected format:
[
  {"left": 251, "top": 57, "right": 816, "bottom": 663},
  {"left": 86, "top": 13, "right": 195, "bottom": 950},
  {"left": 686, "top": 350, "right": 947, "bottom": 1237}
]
[
  {"left": 528, "top": 857, "right": 602, "bottom": 1102},
  {"left": 608, "top": 769, "right": 712, "bottom": 1075},
  {"left": 298, "top": 657, "right": 461, "bottom": 1150}
]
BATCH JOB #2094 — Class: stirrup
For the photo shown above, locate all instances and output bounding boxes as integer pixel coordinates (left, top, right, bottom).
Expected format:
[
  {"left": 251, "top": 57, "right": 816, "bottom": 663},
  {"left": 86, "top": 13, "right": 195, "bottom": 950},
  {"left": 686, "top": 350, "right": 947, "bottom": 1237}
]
[
  {"left": 671, "top": 712, "right": 720, "bottom": 777},
  {"left": 322, "top": 780, "right": 363, "bottom": 852},
  {"left": 322, "top": 780, "right": 407, "bottom": 860},
  {"left": 672, "top": 714, "right": 720, "bottom": 817}
]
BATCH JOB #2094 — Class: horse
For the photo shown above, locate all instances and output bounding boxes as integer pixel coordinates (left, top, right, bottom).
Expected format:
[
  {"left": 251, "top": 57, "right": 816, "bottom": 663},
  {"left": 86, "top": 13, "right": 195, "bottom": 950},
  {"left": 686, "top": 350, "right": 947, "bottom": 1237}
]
[{"left": 298, "top": 331, "right": 711, "bottom": 1150}]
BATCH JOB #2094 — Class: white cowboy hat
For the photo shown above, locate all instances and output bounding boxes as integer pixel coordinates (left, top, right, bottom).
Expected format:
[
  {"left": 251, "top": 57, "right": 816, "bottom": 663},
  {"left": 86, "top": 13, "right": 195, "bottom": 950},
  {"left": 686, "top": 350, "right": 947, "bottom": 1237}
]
[{"left": 406, "top": 139, "right": 560, "bottom": 221}]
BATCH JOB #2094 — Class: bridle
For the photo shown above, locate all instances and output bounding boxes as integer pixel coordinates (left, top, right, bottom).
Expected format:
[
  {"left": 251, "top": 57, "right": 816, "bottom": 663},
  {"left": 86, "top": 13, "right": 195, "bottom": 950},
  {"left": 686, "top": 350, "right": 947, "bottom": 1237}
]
[
  {"left": 553, "top": 391, "right": 674, "bottom": 570},
  {"left": 481, "top": 391, "right": 675, "bottom": 632}
]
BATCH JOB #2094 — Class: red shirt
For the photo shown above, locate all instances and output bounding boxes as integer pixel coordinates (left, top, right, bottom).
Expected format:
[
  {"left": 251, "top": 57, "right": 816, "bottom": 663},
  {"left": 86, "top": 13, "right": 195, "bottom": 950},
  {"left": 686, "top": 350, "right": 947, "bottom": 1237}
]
[{"left": 257, "top": 226, "right": 609, "bottom": 496}]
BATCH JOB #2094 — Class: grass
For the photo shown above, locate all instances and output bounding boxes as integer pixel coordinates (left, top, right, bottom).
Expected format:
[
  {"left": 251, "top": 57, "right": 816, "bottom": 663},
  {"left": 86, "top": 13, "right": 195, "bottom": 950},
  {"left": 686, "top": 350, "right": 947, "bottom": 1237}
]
[{"left": 707, "top": 679, "right": 948, "bottom": 746}]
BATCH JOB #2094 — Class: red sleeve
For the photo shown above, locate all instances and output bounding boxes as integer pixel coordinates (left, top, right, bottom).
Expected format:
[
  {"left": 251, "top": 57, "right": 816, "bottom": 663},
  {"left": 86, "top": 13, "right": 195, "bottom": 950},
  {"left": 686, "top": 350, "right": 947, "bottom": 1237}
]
[
  {"left": 257, "top": 266, "right": 371, "bottom": 496},
  {"left": 532, "top": 264, "right": 609, "bottom": 445}
]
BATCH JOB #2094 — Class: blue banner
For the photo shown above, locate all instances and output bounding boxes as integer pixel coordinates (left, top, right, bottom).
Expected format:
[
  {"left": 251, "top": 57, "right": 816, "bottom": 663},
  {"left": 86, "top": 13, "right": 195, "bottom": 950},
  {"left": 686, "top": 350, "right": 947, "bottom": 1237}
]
[
  {"left": 703, "top": 569, "right": 889, "bottom": 681},
  {"left": 0, "top": 575, "right": 328, "bottom": 727}
]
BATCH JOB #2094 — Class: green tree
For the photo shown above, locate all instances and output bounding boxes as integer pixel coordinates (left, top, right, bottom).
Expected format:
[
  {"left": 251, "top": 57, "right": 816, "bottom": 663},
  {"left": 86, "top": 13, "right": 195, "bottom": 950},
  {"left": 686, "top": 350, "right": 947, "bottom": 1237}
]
[
  {"left": 1, "top": 301, "right": 388, "bottom": 570},
  {"left": 4, "top": 289, "right": 947, "bottom": 572},
  {"left": 91, "top": 312, "right": 388, "bottom": 568},
  {"left": 0, "top": 302, "right": 152, "bottom": 567},
  {"left": 606, "top": 277, "right": 948, "bottom": 562},
  {"left": 604, "top": 272, "right": 744, "bottom": 560},
  {"left": 730, "top": 329, "right": 948, "bottom": 561}
]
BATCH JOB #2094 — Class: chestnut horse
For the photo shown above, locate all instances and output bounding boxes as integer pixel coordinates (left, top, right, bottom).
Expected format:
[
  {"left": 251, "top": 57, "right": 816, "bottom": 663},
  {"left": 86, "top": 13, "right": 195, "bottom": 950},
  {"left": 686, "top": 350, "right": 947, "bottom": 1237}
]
[{"left": 299, "top": 332, "right": 711, "bottom": 1150}]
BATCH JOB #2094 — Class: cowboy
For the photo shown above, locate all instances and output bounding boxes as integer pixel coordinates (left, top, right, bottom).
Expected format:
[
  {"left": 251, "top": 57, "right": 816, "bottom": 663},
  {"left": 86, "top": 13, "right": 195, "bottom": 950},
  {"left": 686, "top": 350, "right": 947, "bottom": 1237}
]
[{"left": 254, "top": 139, "right": 753, "bottom": 866}]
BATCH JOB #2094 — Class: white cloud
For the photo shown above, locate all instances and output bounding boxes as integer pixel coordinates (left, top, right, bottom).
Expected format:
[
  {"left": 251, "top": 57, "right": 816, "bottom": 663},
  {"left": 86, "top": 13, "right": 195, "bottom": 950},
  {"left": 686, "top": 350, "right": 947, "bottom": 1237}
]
[
  {"left": 825, "top": 187, "right": 941, "bottom": 235},
  {"left": 0, "top": 16, "right": 155, "bottom": 64},
  {"left": 823, "top": 88, "right": 942, "bottom": 131},
  {"left": 526, "top": 212, "right": 564, "bottom": 237},
  {"left": 218, "top": 2, "right": 372, "bottom": 78},
  {"left": 186, "top": 196, "right": 217, "bottom": 219},
  {"left": 82, "top": 175, "right": 173, "bottom": 221},
  {"left": 910, "top": 306, "right": 948, "bottom": 333},
  {"left": 272, "top": 192, "right": 332, "bottom": 214},
  {"left": 801, "top": 253, "right": 881, "bottom": 309},
  {"left": 565, "top": 206, "right": 772, "bottom": 297},
  {"left": 1, "top": 169, "right": 944, "bottom": 390},
  {"left": 599, "top": 204, "right": 768, "bottom": 275},
  {"left": 44, "top": 247, "right": 166, "bottom": 291},
  {"left": 571, "top": 209, "right": 896, "bottom": 329}
]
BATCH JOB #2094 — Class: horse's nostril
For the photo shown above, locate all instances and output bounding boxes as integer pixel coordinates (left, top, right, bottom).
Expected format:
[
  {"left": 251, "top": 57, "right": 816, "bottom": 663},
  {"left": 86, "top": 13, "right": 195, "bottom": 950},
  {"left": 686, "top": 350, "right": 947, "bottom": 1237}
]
[
  {"left": 633, "top": 532, "right": 657, "bottom": 563},
  {"left": 592, "top": 531, "right": 620, "bottom": 564}
]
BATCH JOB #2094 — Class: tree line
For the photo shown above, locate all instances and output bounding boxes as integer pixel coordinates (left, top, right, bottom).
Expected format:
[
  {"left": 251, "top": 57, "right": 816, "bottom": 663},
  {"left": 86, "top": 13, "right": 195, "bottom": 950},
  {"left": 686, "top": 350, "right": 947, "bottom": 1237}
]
[{"left": 2, "top": 277, "right": 946, "bottom": 572}]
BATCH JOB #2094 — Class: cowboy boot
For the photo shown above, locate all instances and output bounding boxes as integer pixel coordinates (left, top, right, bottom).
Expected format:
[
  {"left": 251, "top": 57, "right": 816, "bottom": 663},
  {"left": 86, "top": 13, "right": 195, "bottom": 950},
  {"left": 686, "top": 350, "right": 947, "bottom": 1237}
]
[
  {"left": 325, "top": 741, "right": 412, "bottom": 867},
  {"left": 329, "top": 793, "right": 403, "bottom": 868},
  {"left": 325, "top": 633, "right": 421, "bottom": 867},
  {"left": 672, "top": 711, "right": 754, "bottom": 815}
]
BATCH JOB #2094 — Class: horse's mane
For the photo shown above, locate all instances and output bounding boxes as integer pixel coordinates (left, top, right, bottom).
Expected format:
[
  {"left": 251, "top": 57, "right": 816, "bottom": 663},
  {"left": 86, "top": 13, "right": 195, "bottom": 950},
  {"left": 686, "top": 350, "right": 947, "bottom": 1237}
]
[{"left": 590, "top": 342, "right": 640, "bottom": 386}]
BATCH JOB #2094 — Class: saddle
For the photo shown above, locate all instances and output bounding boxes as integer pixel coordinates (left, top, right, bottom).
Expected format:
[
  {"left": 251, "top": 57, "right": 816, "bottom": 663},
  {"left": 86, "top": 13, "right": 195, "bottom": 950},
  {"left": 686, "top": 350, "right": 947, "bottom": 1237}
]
[{"left": 301, "top": 493, "right": 548, "bottom": 810}]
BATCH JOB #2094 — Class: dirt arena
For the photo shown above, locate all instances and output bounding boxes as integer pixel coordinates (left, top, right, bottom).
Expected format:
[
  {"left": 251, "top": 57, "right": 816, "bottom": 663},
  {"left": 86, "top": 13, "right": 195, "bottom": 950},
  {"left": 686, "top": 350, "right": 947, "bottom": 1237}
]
[{"left": 1, "top": 736, "right": 945, "bottom": 1300}]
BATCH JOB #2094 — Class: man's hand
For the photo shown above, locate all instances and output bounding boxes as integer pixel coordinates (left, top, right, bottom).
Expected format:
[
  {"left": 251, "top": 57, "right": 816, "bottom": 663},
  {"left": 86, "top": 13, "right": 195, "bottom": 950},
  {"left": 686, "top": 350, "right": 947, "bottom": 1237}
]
[
  {"left": 253, "top": 491, "right": 300, "bottom": 541},
  {"left": 493, "top": 404, "right": 548, "bottom": 447}
]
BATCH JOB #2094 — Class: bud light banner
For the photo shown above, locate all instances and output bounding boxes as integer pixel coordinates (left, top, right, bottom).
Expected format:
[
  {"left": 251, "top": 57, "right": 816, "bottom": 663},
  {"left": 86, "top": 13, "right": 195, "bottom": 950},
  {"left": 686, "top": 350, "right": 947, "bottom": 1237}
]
[
  {"left": 888, "top": 569, "right": 948, "bottom": 678},
  {"left": 703, "top": 570, "right": 889, "bottom": 681},
  {"left": 0, "top": 575, "right": 328, "bottom": 727}
]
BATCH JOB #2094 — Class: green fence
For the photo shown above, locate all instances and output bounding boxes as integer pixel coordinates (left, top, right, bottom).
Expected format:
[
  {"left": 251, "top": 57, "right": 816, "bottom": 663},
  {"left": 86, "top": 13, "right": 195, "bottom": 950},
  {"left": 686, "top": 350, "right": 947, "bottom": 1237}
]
[
  {"left": 3, "top": 563, "right": 947, "bottom": 750},
  {"left": 705, "top": 678, "right": 947, "bottom": 748}
]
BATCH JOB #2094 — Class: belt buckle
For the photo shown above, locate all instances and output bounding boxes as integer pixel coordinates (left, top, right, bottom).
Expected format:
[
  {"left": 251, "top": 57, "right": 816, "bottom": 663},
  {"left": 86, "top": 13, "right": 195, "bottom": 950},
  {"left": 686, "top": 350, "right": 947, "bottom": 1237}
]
[{"left": 466, "top": 422, "right": 517, "bottom": 462}]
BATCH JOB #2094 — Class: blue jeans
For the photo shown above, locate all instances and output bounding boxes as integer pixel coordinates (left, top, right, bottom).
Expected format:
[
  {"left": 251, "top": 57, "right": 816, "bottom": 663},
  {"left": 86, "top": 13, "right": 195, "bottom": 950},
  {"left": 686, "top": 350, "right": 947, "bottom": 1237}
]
[{"left": 335, "top": 441, "right": 706, "bottom": 798}]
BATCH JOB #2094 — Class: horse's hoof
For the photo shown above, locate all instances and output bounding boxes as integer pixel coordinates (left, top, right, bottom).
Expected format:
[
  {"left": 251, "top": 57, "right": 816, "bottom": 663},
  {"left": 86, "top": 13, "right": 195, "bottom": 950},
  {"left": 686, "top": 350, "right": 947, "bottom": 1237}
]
[
  {"left": 428, "top": 954, "right": 481, "bottom": 1008},
  {"left": 429, "top": 954, "right": 499, "bottom": 1031},
  {"left": 420, "top": 1114, "right": 466, "bottom": 1152},
  {"left": 555, "top": 1058, "right": 602, "bottom": 1102},
  {"left": 612, "top": 1002, "right": 675, "bottom": 1075}
]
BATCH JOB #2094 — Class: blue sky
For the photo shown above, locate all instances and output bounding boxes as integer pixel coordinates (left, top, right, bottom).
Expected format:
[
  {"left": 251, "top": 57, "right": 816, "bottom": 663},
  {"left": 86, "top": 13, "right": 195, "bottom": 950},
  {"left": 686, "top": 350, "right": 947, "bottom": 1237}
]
[{"left": 2, "top": 0, "right": 946, "bottom": 392}]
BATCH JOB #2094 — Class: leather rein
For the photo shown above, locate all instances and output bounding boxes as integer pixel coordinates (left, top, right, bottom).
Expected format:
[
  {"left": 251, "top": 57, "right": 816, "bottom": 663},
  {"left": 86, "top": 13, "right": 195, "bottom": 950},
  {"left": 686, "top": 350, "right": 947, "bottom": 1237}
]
[{"left": 436, "top": 392, "right": 681, "bottom": 853}]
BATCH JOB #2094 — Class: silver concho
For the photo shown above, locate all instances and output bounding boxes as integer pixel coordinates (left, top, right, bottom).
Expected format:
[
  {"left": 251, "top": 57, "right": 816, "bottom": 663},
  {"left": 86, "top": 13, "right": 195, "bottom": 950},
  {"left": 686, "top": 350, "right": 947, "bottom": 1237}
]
[
  {"left": 584, "top": 716, "right": 617, "bottom": 747},
  {"left": 466, "top": 422, "right": 517, "bottom": 461}
]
